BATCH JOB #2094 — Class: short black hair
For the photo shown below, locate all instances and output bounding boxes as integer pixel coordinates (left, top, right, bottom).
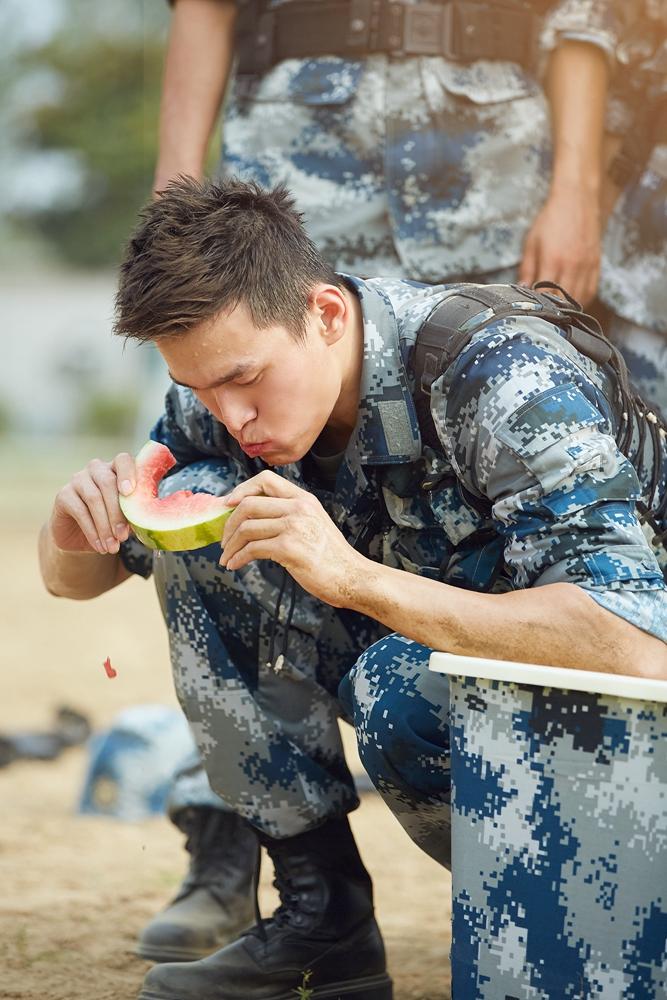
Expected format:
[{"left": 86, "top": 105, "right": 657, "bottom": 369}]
[{"left": 114, "top": 176, "right": 342, "bottom": 342}]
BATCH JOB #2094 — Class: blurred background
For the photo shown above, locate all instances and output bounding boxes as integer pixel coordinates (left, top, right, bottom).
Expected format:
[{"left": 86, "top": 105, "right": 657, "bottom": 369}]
[
  {"left": 0, "top": 8, "right": 449, "bottom": 998},
  {"left": 1, "top": 0, "right": 172, "bottom": 447}
]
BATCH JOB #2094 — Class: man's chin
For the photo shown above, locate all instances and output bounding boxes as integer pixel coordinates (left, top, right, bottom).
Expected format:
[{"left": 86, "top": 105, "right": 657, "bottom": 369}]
[{"left": 262, "top": 446, "right": 308, "bottom": 468}]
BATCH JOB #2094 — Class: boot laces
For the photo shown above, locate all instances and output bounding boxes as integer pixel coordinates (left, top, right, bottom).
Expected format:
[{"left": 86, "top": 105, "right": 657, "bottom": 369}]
[
  {"left": 271, "top": 854, "right": 312, "bottom": 928},
  {"left": 247, "top": 850, "right": 314, "bottom": 942}
]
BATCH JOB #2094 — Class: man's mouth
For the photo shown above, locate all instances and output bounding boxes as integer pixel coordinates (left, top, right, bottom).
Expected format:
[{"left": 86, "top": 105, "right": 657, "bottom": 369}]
[{"left": 241, "top": 440, "right": 273, "bottom": 457}]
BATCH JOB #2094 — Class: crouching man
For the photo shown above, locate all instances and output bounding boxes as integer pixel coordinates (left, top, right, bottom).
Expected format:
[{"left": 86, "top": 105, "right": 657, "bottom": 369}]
[{"left": 39, "top": 178, "right": 667, "bottom": 1000}]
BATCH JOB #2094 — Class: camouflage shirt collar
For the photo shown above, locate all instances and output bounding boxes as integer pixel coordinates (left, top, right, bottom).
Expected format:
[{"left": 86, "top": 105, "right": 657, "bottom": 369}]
[{"left": 342, "top": 275, "right": 422, "bottom": 466}]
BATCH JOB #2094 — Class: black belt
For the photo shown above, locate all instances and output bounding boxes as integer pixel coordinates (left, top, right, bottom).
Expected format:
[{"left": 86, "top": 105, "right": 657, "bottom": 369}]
[{"left": 236, "top": 0, "right": 542, "bottom": 76}]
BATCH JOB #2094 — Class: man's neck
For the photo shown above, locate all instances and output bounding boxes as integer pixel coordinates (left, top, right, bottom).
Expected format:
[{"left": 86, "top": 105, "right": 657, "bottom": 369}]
[{"left": 319, "top": 285, "right": 365, "bottom": 453}]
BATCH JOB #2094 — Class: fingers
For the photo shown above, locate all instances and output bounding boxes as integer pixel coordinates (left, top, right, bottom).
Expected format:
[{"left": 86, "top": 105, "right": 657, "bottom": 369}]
[
  {"left": 112, "top": 452, "right": 137, "bottom": 497},
  {"left": 223, "top": 470, "right": 304, "bottom": 506},
  {"left": 551, "top": 258, "right": 598, "bottom": 307},
  {"left": 53, "top": 485, "right": 108, "bottom": 554},
  {"left": 518, "top": 231, "right": 539, "bottom": 289},
  {"left": 221, "top": 495, "right": 292, "bottom": 546},
  {"left": 57, "top": 456, "right": 132, "bottom": 554},
  {"left": 220, "top": 517, "right": 284, "bottom": 570},
  {"left": 578, "top": 259, "right": 600, "bottom": 308},
  {"left": 75, "top": 460, "right": 127, "bottom": 552},
  {"left": 219, "top": 490, "right": 320, "bottom": 571}
]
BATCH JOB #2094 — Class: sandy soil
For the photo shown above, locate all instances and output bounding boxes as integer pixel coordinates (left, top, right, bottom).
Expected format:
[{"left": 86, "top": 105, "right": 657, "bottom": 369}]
[{"left": 1, "top": 440, "right": 451, "bottom": 1000}]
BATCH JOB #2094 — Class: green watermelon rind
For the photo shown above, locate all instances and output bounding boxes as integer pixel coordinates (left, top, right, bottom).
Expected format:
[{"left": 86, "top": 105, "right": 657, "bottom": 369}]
[{"left": 127, "top": 508, "right": 233, "bottom": 552}]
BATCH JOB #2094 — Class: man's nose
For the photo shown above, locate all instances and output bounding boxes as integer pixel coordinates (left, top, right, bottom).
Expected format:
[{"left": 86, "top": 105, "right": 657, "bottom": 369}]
[{"left": 212, "top": 387, "right": 256, "bottom": 435}]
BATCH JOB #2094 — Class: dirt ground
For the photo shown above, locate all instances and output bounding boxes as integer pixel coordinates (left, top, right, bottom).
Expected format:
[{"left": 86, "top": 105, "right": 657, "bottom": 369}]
[{"left": 0, "top": 439, "right": 451, "bottom": 1000}]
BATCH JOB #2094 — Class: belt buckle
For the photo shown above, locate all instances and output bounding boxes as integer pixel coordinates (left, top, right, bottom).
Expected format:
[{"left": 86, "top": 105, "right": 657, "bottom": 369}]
[{"left": 403, "top": 3, "right": 448, "bottom": 58}]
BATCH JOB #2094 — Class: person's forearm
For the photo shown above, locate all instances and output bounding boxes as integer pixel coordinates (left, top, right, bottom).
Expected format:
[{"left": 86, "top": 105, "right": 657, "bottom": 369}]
[
  {"left": 155, "top": 0, "right": 237, "bottom": 191},
  {"left": 343, "top": 557, "right": 667, "bottom": 679},
  {"left": 546, "top": 39, "right": 608, "bottom": 199},
  {"left": 38, "top": 522, "right": 126, "bottom": 600}
]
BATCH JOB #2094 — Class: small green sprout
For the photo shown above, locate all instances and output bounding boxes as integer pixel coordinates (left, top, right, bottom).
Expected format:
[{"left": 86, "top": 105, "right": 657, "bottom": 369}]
[{"left": 294, "top": 968, "right": 314, "bottom": 999}]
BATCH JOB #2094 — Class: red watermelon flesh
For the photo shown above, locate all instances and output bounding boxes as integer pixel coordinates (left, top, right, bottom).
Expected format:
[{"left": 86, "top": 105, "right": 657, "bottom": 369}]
[{"left": 119, "top": 441, "right": 233, "bottom": 551}]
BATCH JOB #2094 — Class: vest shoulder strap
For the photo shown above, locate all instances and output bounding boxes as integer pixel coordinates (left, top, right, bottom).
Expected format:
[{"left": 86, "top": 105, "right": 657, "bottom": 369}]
[{"left": 410, "top": 282, "right": 667, "bottom": 550}]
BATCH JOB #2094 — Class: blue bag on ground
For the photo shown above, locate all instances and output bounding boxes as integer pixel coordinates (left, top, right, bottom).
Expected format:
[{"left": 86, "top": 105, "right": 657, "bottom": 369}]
[{"left": 77, "top": 705, "right": 196, "bottom": 820}]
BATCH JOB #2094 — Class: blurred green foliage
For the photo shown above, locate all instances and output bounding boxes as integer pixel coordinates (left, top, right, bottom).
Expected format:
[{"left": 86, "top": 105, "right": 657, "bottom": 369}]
[
  {"left": 79, "top": 388, "right": 140, "bottom": 437},
  {"left": 18, "top": 34, "right": 163, "bottom": 268},
  {"left": 0, "top": 399, "right": 12, "bottom": 436}
]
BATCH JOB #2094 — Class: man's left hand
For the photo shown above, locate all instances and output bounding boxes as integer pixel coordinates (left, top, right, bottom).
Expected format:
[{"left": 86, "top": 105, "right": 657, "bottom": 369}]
[{"left": 218, "top": 470, "right": 366, "bottom": 607}]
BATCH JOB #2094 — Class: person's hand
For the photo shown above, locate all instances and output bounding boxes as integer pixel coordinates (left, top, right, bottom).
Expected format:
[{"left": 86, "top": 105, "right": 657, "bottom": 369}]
[
  {"left": 518, "top": 185, "right": 601, "bottom": 306},
  {"left": 49, "top": 453, "right": 136, "bottom": 555},
  {"left": 219, "top": 471, "right": 367, "bottom": 608}
]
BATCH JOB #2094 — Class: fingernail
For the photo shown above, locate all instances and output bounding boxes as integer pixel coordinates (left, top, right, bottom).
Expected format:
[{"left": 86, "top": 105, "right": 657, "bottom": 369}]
[
  {"left": 120, "top": 480, "right": 133, "bottom": 496},
  {"left": 95, "top": 540, "right": 106, "bottom": 554},
  {"left": 106, "top": 537, "right": 119, "bottom": 553},
  {"left": 115, "top": 524, "right": 128, "bottom": 540}
]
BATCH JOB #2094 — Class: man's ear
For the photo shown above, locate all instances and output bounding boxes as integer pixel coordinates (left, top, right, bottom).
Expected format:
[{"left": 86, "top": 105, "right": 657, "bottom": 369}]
[{"left": 309, "top": 284, "right": 347, "bottom": 346}]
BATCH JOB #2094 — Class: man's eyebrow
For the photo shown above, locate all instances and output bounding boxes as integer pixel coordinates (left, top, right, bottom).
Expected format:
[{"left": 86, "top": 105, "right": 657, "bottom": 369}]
[{"left": 168, "top": 363, "right": 254, "bottom": 390}]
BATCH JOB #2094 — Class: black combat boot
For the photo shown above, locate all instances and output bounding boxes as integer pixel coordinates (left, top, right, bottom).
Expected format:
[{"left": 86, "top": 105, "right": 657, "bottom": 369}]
[
  {"left": 136, "top": 808, "right": 258, "bottom": 962},
  {"left": 138, "top": 816, "right": 393, "bottom": 999}
]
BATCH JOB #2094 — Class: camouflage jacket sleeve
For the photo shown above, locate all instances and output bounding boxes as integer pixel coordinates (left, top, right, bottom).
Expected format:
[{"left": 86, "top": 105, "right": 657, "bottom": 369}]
[
  {"left": 540, "top": 0, "right": 625, "bottom": 62},
  {"left": 432, "top": 316, "right": 667, "bottom": 642}
]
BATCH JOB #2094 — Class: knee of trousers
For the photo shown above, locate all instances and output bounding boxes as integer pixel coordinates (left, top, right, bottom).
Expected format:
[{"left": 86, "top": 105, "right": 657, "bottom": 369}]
[{"left": 339, "top": 634, "right": 451, "bottom": 799}]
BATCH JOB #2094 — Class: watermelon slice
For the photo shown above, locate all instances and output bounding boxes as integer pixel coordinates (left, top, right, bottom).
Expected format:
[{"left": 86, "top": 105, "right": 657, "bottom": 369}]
[{"left": 119, "top": 441, "right": 233, "bottom": 551}]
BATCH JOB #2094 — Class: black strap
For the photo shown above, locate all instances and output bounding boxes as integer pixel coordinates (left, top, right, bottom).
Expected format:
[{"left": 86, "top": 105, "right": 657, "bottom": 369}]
[
  {"left": 236, "top": 0, "right": 546, "bottom": 76},
  {"left": 410, "top": 282, "right": 667, "bottom": 547}
]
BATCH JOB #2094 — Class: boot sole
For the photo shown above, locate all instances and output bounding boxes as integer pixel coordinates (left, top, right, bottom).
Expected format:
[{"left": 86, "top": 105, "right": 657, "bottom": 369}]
[
  {"left": 138, "top": 971, "right": 393, "bottom": 1000},
  {"left": 135, "top": 942, "right": 221, "bottom": 962},
  {"left": 135, "top": 918, "right": 255, "bottom": 963}
]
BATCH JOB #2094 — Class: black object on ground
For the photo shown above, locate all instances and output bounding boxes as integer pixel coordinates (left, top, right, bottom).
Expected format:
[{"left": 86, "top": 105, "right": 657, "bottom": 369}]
[{"left": 0, "top": 707, "right": 91, "bottom": 767}]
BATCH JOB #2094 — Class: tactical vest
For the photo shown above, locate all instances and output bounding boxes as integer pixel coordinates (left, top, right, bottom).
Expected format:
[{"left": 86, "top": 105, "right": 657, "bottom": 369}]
[{"left": 409, "top": 282, "right": 667, "bottom": 549}]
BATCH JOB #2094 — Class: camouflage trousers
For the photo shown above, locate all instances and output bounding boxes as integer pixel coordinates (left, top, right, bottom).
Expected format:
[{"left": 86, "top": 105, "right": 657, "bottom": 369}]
[
  {"left": 158, "top": 459, "right": 452, "bottom": 846},
  {"left": 447, "top": 674, "right": 667, "bottom": 998},
  {"left": 608, "top": 313, "right": 667, "bottom": 416}
]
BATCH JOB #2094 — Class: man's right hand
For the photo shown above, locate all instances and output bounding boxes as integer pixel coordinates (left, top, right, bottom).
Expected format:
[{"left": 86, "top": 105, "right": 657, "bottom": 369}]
[{"left": 49, "top": 452, "right": 137, "bottom": 555}]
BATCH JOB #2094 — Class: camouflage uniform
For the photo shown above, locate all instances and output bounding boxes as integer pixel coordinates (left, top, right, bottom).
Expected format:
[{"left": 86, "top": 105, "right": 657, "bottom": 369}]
[
  {"left": 222, "top": 0, "right": 619, "bottom": 280},
  {"left": 159, "top": 0, "right": 627, "bottom": 820},
  {"left": 599, "top": 2, "right": 667, "bottom": 410},
  {"left": 121, "top": 275, "right": 667, "bottom": 847},
  {"left": 445, "top": 672, "right": 667, "bottom": 997}
]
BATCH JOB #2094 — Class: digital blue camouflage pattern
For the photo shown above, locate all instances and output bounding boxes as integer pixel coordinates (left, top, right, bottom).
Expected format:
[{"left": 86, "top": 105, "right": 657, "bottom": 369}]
[
  {"left": 605, "top": 313, "right": 667, "bottom": 418},
  {"left": 341, "top": 637, "right": 667, "bottom": 997},
  {"left": 600, "top": 4, "right": 667, "bottom": 410},
  {"left": 222, "top": 0, "right": 619, "bottom": 280},
  {"left": 120, "top": 275, "right": 667, "bottom": 845},
  {"left": 446, "top": 672, "right": 667, "bottom": 999}
]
